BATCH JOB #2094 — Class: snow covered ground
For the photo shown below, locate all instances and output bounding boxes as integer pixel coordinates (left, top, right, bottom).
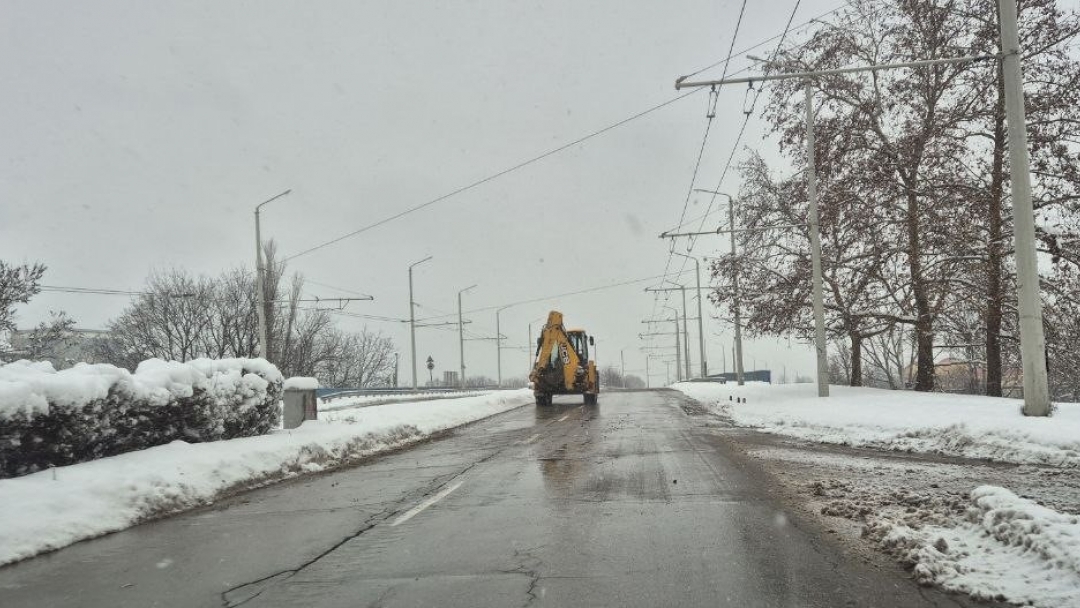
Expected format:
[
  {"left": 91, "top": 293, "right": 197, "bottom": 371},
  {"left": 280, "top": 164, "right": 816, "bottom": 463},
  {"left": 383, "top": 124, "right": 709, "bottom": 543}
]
[
  {"left": 673, "top": 382, "right": 1080, "bottom": 607},
  {"left": 673, "top": 381, "right": 1080, "bottom": 466},
  {"left": 0, "top": 388, "right": 532, "bottom": 567}
]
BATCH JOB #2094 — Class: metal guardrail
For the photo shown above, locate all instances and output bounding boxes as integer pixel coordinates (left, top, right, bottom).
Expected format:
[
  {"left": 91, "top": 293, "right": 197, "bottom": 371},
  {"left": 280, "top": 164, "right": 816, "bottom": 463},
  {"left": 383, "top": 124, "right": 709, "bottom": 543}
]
[{"left": 317, "top": 386, "right": 513, "bottom": 402}]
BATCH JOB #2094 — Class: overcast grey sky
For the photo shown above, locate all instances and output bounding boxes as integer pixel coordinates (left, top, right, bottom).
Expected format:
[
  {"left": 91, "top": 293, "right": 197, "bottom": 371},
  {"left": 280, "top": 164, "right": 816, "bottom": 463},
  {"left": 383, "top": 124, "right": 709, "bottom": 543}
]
[{"left": 1, "top": 0, "right": 839, "bottom": 384}]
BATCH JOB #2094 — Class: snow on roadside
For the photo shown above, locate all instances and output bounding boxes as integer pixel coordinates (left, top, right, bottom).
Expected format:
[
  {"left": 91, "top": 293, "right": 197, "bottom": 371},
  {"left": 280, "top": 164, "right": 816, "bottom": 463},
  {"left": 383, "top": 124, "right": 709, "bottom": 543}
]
[
  {"left": 673, "top": 382, "right": 1080, "bottom": 467},
  {"left": 0, "top": 388, "right": 532, "bottom": 567},
  {"left": 864, "top": 486, "right": 1080, "bottom": 608}
]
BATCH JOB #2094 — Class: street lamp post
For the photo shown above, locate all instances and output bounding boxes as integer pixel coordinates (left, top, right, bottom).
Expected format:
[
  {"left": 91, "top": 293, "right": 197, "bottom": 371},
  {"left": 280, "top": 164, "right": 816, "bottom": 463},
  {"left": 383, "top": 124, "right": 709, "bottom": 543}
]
[
  {"left": 458, "top": 284, "right": 477, "bottom": 389},
  {"left": 254, "top": 189, "right": 292, "bottom": 364},
  {"left": 408, "top": 256, "right": 433, "bottom": 391},
  {"left": 673, "top": 251, "right": 708, "bottom": 378}
]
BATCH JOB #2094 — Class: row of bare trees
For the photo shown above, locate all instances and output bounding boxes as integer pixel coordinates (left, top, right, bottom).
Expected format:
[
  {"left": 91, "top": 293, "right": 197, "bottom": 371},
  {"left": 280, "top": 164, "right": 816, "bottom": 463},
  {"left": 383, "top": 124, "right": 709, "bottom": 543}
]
[
  {"left": 709, "top": 0, "right": 1080, "bottom": 399},
  {"left": 92, "top": 243, "right": 396, "bottom": 387}
]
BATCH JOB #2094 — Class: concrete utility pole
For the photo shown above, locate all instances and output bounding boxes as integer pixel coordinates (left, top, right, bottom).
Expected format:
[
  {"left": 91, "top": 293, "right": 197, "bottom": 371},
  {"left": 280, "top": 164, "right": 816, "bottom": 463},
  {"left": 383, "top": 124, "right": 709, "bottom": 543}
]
[
  {"left": 677, "top": 284, "right": 691, "bottom": 380},
  {"left": 804, "top": 81, "right": 828, "bottom": 397},
  {"left": 254, "top": 189, "right": 291, "bottom": 364},
  {"left": 645, "top": 355, "right": 650, "bottom": 388},
  {"left": 673, "top": 251, "right": 707, "bottom": 378},
  {"left": 641, "top": 319, "right": 682, "bottom": 382},
  {"left": 678, "top": 52, "right": 997, "bottom": 397},
  {"left": 408, "top": 256, "right": 433, "bottom": 390},
  {"left": 495, "top": 305, "right": 513, "bottom": 388},
  {"left": 646, "top": 285, "right": 701, "bottom": 379},
  {"left": 620, "top": 349, "right": 626, "bottom": 387},
  {"left": 458, "top": 284, "right": 477, "bottom": 389},
  {"left": 688, "top": 190, "right": 744, "bottom": 385},
  {"left": 663, "top": 306, "right": 682, "bottom": 382},
  {"left": 998, "top": 0, "right": 1051, "bottom": 416}
]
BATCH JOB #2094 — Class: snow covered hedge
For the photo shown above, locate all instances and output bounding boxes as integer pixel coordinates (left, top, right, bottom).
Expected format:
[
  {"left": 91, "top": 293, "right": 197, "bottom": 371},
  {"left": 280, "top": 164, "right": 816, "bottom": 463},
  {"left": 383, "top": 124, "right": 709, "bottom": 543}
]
[{"left": 0, "top": 358, "right": 283, "bottom": 478}]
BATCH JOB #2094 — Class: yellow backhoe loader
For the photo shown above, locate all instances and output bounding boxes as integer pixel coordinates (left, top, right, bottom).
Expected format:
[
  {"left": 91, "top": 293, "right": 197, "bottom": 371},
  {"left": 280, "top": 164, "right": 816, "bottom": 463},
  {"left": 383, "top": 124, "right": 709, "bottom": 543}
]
[{"left": 529, "top": 310, "right": 599, "bottom": 406}]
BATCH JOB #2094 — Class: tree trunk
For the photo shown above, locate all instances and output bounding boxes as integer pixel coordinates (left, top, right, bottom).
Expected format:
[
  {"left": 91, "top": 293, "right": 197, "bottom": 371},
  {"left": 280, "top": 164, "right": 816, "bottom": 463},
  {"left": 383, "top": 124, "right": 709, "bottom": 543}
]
[
  {"left": 849, "top": 332, "right": 863, "bottom": 387},
  {"left": 907, "top": 188, "right": 936, "bottom": 392},
  {"left": 985, "top": 64, "right": 1007, "bottom": 397}
]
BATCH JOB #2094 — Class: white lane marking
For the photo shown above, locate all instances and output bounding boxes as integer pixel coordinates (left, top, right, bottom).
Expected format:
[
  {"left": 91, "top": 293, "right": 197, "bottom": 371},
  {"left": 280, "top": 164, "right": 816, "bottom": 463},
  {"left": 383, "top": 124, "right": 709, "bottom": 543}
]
[
  {"left": 518, "top": 433, "right": 541, "bottom": 445},
  {"left": 390, "top": 481, "right": 463, "bottom": 527},
  {"left": 557, "top": 414, "right": 570, "bottom": 422}
]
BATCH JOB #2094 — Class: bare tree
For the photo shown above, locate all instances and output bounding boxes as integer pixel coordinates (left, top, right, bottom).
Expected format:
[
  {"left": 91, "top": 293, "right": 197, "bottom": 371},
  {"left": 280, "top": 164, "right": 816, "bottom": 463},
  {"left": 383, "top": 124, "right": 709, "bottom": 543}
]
[
  {"left": 95, "top": 249, "right": 398, "bottom": 383},
  {"left": 315, "top": 328, "right": 396, "bottom": 388},
  {"left": 0, "top": 261, "right": 46, "bottom": 333}
]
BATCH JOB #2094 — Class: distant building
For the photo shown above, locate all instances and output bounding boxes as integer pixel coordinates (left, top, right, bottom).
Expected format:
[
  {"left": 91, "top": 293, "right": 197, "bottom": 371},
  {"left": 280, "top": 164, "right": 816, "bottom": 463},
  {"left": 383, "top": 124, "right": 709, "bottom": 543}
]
[
  {"left": 443, "top": 370, "right": 459, "bottom": 387},
  {"left": 704, "top": 369, "right": 772, "bottom": 384}
]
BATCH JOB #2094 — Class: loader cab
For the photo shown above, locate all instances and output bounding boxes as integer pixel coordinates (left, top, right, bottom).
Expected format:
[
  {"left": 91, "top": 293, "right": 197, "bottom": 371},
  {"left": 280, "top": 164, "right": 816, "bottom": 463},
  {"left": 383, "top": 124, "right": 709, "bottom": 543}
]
[{"left": 568, "top": 330, "right": 590, "bottom": 362}]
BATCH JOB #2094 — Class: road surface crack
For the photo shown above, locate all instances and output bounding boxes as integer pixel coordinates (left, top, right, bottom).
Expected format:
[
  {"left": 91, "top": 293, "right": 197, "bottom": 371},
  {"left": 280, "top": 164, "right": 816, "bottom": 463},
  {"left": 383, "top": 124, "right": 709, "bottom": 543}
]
[
  {"left": 219, "top": 444, "right": 517, "bottom": 607},
  {"left": 220, "top": 511, "right": 385, "bottom": 607},
  {"left": 498, "top": 547, "right": 544, "bottom": 607}
]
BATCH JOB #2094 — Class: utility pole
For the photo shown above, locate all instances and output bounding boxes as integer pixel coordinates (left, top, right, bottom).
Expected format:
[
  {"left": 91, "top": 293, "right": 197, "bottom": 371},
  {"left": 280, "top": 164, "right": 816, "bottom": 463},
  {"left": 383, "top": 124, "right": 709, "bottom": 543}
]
[
  {"left": 408, "top": 256, "right": 433, "bottom": 390},
  {"left": 728, "top": 197, "right": 745, "bottom": 386},
  {"left": 999, "top": 0, "right": 1051, "bottom": 416},
  {"left": 673, "top": 251, "right": 707, "bottom": 377},
  {"left": 647, "top": 287, "right": 702, "bottom": 380},
  {"left": 620, "top": 349, "right": 626, "bottom": 387},
  {"left": 642, "top": 316, "right": 681, "bottom": 381},
  {"left": 686, "top": 190, "right": 744, "bottom": 385},
  {"left": 495, "top": 305, "right": 513, "bottom": 388},
  {"left": 254, "top": 189, "right": 291, "bottom": 364},
  {"left": 458, "top": 284, "right": 477, "bottom": 389},
  {"left": 645, "top": 355, "right": 650, "bottom": 388},
  {"left": 677, "top": 284, "right": 691, "bottom": 380},
  {"left": 804, "top": 80, "right": 828, "bottom": 397},
  {"left": 665, "top": 306, "right": 682, "bottom": 382}
]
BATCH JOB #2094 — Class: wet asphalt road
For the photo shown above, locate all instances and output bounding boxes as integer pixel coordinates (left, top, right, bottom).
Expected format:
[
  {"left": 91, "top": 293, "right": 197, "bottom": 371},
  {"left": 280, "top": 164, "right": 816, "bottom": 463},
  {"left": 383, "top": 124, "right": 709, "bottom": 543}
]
[{"left": 0, "top": 389, "right": 972, "bottom": 607}]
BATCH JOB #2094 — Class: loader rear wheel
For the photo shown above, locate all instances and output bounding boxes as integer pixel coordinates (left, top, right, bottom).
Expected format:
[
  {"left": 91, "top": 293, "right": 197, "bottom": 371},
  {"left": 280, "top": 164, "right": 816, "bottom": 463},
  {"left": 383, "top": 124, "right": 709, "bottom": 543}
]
[
  {"left": 535, "top": 393, "right": 551, "bottom": 406},
  {"left": 584, "top": 393, "right": 597, "bottom": 405}
]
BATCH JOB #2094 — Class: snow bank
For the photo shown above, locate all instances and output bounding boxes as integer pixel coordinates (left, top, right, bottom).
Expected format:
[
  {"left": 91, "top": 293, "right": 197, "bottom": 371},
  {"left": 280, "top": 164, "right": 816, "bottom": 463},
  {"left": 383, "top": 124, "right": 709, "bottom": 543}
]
[
  {"left": 864, "top": 486, "right": 1080, "bottom": 607},
  {"left": 673, "top": 382, "right": 1080, "bottom": 466},
  {"left": 0, "top": 358, "right": 283, "bottom": 478},
  {"left": 0, "top": 388, "right": 532, "bottom": 566}
]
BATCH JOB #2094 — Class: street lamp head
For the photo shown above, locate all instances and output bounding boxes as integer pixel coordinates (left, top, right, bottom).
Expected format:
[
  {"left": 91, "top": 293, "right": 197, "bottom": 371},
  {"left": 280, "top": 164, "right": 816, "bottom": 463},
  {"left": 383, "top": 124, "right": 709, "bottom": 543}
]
[
  {"left": 255, "top": 189, "right": 293, "bottom": 213},
  {"left": 459, "top": 284, "right": 478, "bottom": 296},
  {"left": 410, "top": 255, "right": 434, "bottom": 270},
  {"left": 692, "top": 188, "right": 733, "bottom": 201}
]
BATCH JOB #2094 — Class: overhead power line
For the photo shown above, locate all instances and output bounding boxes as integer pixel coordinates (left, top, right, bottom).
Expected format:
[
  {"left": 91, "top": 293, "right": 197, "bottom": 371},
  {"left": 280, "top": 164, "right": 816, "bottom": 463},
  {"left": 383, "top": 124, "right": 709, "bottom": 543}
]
[
  {"left": 284, "top": 1, "right": 876, "bottom": 266},
  {"left": 414, "top": 268, "right": 696, "bottom": 324},
  {"left": 39, "top": 285, "right": 146, "bottom": 296},
  {"left": 283, "top": 89, "right": 702, "bottom": 263},
  {"left": 653, "top": 0, "right": 750, "bottom": 323},
  {"left": 655, "top": 0, "right": 807, "bottom": 313}
]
